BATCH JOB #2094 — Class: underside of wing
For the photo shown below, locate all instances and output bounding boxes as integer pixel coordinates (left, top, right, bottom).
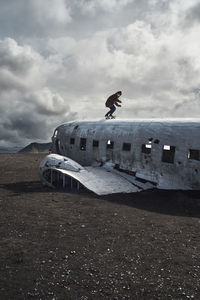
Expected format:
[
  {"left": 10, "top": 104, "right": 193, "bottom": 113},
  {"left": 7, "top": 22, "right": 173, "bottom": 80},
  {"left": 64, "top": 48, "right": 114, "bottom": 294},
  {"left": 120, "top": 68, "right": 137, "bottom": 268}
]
[{"left": 39, "top": 154, "right": 153, "bottom": 195}]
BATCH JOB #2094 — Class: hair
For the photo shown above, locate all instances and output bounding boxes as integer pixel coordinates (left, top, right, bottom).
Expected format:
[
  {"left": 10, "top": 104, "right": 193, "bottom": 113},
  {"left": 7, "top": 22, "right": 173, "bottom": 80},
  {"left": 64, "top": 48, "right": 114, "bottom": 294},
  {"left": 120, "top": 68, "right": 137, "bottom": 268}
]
[{"left": 117, "top": 91, "right": 122, "bottom": 95}]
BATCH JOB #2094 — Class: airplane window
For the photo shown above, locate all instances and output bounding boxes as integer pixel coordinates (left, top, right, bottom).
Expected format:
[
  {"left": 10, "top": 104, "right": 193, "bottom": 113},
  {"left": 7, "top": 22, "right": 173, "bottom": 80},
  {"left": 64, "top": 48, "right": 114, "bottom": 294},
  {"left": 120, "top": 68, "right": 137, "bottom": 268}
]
[
  {"left": 70, "top": 138, "right": 75, "bottom": 145},
  {"left": 164, "top": 145, "right": 170, "bottom": 150},
  {"left": 107, "top": 140, "right": 114, "bottom": 149},
  {"left": 123, "top": 143, "right": 131, "bottom": 151},
  {"left": 93, "top": 140, "right": 99, "bottom": 147},
  {"left": 80, "top": 138, "right": 87, "bottom": 151},
  {"left": 162, "top": 145, "right": 175, "bottom": 163},
  {"left": 141, "top": 144, "right": 151, "bottom": 154},
  {"left": 188, "top": 149, "right": 200, "bottom": 161}
]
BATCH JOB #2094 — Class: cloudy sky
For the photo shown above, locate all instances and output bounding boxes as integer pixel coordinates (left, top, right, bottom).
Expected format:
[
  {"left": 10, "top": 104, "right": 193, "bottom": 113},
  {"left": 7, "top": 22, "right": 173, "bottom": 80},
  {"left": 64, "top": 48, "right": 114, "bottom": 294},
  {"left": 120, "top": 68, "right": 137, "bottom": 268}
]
[{"left": 0, "top": 0, "right": 200, "bottom": 147}]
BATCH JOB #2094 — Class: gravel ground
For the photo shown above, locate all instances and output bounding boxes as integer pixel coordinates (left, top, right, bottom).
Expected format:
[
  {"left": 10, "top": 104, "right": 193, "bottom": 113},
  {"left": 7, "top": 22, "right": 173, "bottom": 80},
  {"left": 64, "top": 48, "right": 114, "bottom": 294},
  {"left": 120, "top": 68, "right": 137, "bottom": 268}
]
[{"left": 0, "top": 153, "right": 200, "bottom": 300}]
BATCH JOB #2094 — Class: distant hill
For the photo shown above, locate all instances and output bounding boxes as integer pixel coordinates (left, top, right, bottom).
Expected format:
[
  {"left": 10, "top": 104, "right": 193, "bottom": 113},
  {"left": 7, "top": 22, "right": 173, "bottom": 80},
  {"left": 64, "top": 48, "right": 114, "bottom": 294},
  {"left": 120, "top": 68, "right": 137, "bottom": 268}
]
[
  {"left": 0, "top": 146, "right": 23, "bottom": 153},
  {"left": 19, "top": 142, "right": 52, "bottom": 153}
]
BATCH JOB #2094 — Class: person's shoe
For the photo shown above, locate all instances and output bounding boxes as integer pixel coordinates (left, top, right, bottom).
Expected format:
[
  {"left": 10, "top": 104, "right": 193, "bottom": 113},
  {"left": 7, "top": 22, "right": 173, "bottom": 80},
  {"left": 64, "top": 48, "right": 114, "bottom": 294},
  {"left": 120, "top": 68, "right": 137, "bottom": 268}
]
[
  {"left": 105, "top": 116, "right": 110, "bottom": 119},
  {"left": 110, "top": 115, "right": 116, "bottom": 119}
]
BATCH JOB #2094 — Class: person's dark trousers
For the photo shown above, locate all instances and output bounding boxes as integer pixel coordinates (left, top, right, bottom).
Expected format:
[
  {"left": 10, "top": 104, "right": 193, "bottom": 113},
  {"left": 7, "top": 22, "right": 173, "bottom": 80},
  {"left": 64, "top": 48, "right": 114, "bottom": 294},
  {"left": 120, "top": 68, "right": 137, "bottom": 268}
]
[{"left": 105, "top": 105, "right": 116, "bottom": 117}]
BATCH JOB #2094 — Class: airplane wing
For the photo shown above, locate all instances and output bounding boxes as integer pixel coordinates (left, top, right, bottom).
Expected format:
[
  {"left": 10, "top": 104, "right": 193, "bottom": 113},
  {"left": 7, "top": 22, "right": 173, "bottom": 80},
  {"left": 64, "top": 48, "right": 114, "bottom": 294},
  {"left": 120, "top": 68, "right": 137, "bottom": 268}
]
[
  {"left": 40, "top": 154, "right": 155, "bottom": 195},
  {"left": 58, "top": 166, "right": 140, "bottom": 195}
]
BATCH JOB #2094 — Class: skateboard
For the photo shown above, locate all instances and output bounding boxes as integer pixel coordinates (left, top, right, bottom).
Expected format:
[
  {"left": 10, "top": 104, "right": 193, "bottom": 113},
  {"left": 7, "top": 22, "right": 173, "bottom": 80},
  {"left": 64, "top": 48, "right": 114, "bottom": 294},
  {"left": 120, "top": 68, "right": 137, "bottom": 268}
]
[{"left": 105, "top": 115, "right": 116, "bottom": 120}]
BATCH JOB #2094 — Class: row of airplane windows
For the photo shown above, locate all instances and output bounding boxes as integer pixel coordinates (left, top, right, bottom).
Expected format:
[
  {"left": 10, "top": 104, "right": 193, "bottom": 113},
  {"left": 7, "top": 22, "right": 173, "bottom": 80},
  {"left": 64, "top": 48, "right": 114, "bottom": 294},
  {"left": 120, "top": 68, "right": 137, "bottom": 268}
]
[{"left": 59, "top": 137, "right": 200, "bottom": 164}]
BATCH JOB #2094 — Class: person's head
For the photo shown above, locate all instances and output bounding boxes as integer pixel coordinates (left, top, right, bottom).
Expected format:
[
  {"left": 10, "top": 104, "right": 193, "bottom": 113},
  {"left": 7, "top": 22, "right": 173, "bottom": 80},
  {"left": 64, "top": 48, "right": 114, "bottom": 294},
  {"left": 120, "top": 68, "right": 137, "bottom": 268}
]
[{"left": 116, "top": 91, "right": 122, "bottom": 97}]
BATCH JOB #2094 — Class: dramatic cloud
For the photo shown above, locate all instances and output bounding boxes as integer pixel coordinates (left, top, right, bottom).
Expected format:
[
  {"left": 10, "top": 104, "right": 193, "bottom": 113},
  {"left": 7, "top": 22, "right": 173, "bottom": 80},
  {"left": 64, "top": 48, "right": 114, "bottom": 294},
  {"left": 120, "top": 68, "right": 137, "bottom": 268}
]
[
  {"left": 184, "top": 2, "right": 200, "bottom": 26},
  {"left": 31, "top": 0, "right": 71, "bottom": 25},
  {"left": 43, "top": 18, "right": 200, "bottom": 119},
  {"left": 0, "top": 0, "right": 200, "bottom": 147},
  {"left": 75, "top": 0, "right": 134, "bottom": 15},
  {"left": 0, "top": 38, "right": 76, "bottom": 147},
  {"left": 0, "top": 0, "right": 71, "bottom": 38}
]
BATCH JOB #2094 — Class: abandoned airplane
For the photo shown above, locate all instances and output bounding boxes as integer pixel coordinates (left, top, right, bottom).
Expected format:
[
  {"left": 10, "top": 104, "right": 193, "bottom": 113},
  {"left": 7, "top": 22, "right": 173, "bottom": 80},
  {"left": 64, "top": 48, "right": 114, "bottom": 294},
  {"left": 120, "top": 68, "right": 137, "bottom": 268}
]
[{"left": 40, "top": 119, "right": 200, "bottom": 195}]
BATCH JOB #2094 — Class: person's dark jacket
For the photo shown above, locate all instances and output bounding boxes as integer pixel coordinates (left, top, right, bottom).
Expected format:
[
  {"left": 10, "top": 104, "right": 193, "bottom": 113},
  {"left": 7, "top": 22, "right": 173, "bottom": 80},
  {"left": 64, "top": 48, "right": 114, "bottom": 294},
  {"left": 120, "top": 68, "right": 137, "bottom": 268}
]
[{"left": 105, "top": 93, "right": 122, "bottom": 108}]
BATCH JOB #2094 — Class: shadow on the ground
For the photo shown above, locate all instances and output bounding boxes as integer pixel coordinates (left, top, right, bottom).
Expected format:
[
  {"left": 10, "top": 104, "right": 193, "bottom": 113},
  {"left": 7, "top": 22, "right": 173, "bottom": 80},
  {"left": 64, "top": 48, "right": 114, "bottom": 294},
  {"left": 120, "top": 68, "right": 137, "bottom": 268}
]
[
  {"left": 1, "top": 181, "right": 200, "bottom": 217},
  {"left": 99, "top": 189, "right": 200, "bottom": 218},
  {"left": 0, "top": 181, "right": 51, "bottom": 194}
]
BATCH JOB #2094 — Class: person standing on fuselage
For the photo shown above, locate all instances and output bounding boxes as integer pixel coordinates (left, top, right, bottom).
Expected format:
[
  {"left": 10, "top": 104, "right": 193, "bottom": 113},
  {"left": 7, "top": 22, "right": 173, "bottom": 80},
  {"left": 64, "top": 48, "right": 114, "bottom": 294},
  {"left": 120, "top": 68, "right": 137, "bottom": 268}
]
[{"left": 105, "top": 91, "right": 122, "bottom": 119}]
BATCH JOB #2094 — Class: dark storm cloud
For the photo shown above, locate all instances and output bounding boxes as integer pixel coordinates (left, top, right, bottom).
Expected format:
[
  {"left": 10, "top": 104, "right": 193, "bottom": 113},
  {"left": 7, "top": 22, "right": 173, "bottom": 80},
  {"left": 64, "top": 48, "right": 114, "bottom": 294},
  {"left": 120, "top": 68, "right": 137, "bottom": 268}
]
[
  {"left": 0, "top": 99, "right": 77, "bottom": 147},
  {"left": 184, "top": 2, "right": 200, "bottom": 26},
  {"left": 7, "top": 114, "right": 48, "bottom": 140},
  {"left": 5, "top": 109, "right": 76, "bottom": 141},
  {"left": 0, "top": 38, "right": 77, "bottom": 147}
]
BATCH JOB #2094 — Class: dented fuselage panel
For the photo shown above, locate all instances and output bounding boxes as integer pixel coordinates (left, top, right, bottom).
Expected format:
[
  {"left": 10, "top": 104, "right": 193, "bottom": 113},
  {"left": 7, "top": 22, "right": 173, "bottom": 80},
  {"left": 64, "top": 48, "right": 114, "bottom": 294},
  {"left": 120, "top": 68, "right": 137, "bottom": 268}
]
[{"left": 40, "top": 119, "right": 200, "bottom": 194}]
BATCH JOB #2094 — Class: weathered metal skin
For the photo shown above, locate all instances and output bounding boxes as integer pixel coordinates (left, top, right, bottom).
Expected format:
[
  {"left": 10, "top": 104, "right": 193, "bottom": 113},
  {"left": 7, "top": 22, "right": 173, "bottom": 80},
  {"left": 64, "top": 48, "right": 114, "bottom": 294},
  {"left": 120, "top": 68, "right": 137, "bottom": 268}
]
[
  {"left": 39, "top": 153, "right": 141, "bottom": 195},
  {"left": 40, "top": 119, "right": 200, "bottom": 194}
]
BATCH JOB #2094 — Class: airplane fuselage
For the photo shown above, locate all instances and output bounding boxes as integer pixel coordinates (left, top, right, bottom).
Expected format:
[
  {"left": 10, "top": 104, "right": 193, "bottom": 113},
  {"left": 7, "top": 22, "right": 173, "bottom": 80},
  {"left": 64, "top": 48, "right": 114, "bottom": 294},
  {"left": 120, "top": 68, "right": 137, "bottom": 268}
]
[{"left": 50, "top": 119, "right": 200, "bottom": 190}]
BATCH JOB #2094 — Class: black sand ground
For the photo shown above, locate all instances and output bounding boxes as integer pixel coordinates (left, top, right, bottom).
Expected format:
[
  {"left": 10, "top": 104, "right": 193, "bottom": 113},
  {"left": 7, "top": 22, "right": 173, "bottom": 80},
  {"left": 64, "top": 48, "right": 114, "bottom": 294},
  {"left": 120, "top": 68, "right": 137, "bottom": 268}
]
[{"left": 0, "top": 153, "right": 200, "bottom": 300}]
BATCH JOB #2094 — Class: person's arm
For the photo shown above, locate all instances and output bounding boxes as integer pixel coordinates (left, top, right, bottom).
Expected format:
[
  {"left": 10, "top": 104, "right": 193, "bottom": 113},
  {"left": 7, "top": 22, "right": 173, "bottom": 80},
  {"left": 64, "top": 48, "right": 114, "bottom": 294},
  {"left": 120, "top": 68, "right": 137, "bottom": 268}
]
[
  {"left": 115, "top": 101, "right": 121, "bottom": 107},
  {"left": 116, "top": 99, "right": 122, "bottom": 103}
]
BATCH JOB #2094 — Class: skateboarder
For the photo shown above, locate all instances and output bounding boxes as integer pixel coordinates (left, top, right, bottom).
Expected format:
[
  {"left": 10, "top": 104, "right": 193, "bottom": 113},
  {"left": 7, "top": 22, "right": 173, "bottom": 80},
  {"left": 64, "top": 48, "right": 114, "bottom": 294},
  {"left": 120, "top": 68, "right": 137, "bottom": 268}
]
[{"left": 105, "top": 91, "right": 122, "bottom": 119}]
